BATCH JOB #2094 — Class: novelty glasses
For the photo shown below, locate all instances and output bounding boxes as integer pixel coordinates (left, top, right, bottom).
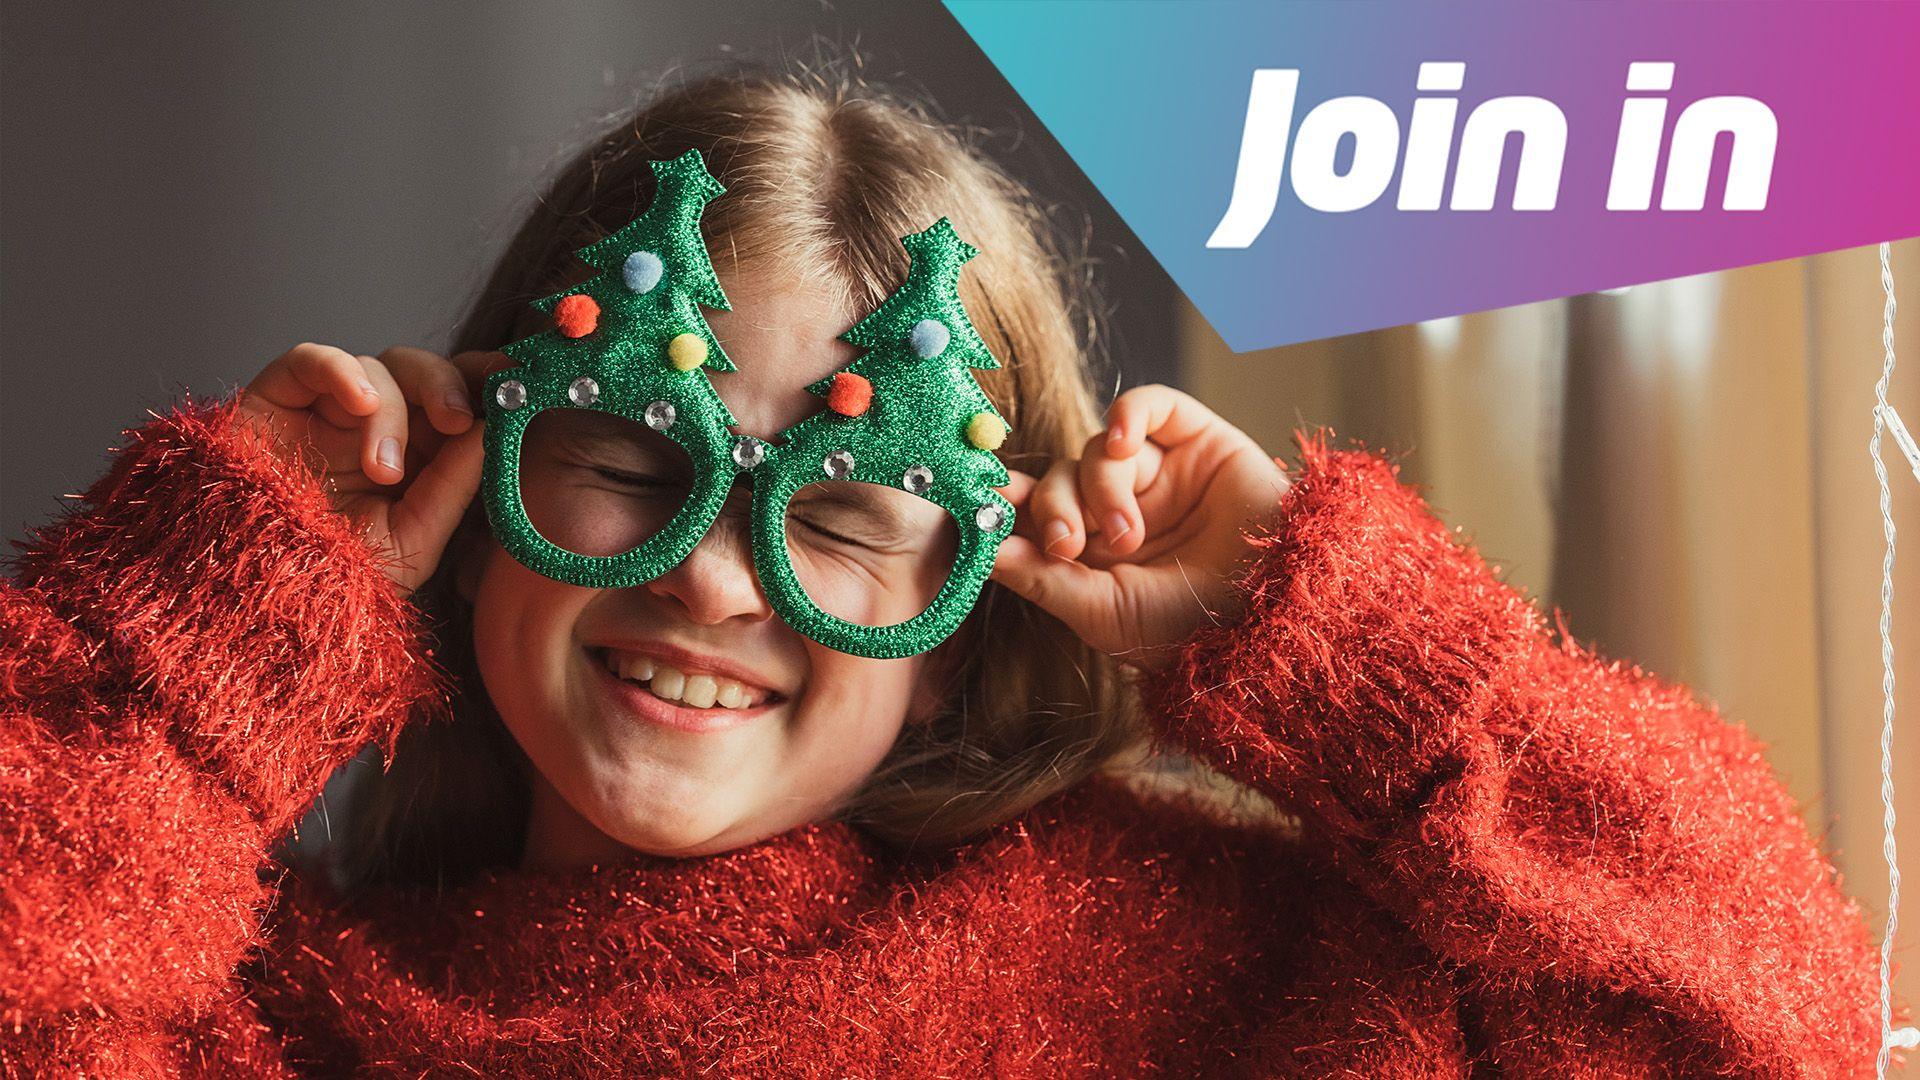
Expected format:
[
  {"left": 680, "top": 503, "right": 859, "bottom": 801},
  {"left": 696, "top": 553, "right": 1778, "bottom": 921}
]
[{"left": 481, "top": 150, "right": 1014, "bottom": 659}]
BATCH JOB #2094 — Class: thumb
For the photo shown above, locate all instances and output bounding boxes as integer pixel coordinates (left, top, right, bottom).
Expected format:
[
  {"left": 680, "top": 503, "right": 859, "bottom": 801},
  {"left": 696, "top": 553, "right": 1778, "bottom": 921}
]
[
  {"left": 991, "top": 534, "right": 1120, "bottom": 644},
  {"left": 386, "top": 424, "right": 486, "bottom": 588}
]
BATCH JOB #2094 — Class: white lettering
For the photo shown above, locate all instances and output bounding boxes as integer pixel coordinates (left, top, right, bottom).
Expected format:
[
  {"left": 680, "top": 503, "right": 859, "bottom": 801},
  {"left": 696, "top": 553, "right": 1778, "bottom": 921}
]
[
  {"left": 1291, "top": 96, "right": 1401, "bottom": 212},
  {"left": 1450, "top": 96, "right": 1566, "bottom": 211},
  {"left": 1206, "top": 61, "right": 1775, "bottom": 247},
  {"left": 1660, "top": 96, "right": 1777, "bottom": 210},
  {"left": 1206, "top": 69, "right": 1300, "bottom": 248},
  {"left": 1606, "top": 62, "right": 1675, "bottom": 211},
  {"left": 1398, "top": 62, "right": 1465, "bottom": 211}
]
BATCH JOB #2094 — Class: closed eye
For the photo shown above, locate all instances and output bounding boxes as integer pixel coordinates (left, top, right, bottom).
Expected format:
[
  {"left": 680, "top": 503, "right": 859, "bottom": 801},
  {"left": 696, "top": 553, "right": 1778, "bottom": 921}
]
[
  {"left": 787, "top": 485, "right": 930, "bottom": 553},
  {"left": 589, "top": 465, "right": 678, "bottom": 489},
  {"left": 793, "top": 515, "right": 874, "bottom": 548}
]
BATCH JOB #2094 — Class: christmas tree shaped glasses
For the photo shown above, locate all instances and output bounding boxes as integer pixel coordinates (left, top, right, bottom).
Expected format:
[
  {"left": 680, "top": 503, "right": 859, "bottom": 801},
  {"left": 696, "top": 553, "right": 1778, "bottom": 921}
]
[{"left": 482, "top": 150, "right": 1015, "bottom": 659}]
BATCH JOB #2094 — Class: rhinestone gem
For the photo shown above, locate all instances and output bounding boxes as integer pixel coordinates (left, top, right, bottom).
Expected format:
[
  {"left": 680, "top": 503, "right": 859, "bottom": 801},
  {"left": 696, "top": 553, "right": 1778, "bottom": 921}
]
[
  {"left": 567, "top": 376, "right": 600, "bottom": 407},
  {"left": 822, "top": 450, "right": 855, "bottom": 479},
  {"left": 643, "top": 400, "right": 676, "bottom": 430},
  {"left": 495, "top": 380, "right": 527, "bottom": 410},
  {"left": 975, "top": 503, "right": 1006, "bottom": 532},
  {"left": 732, "top": 435, "right": 766, "bottom": 469},
  {"left": 901, "top": 465, "right": 933, "bottom": 494}
]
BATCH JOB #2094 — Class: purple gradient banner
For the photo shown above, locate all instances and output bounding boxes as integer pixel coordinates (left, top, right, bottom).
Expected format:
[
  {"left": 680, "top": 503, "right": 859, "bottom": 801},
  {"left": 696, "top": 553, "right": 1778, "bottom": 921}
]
[{"left": 945, "top": 1, "right": 1920, "bottom": 351}]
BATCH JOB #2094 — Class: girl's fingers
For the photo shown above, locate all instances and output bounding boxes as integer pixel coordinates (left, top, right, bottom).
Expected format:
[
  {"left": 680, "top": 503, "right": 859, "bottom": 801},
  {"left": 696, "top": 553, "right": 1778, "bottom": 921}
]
[
  {"left": 451, "top": 350, "right": 515, "bottom": 394},
  {"left": 380, "top": 345, "right": 475, "bottom": 435},
  {"left": 997, "top": 468, "right": 1064, "bottom": 549},
  {"left": 310, "top": 392, "right": 369, "bottom": 432},
  {"left": 997, "top": 468, "right": 1039, "bottom": 510},
  {"left": 1076, "top": 432, "right": 1154, "bottom": 558},
  {"left": 1104, "top": 384, "right": 1219, "bottom": 457},
  {"left": 250, "top": 342, "right": 380, "bottom": 415},
  {"left": 1028, "top": 460, "right": 1088, "bottom": 560},
  {"left": 355, "top": 356, "right": 410, "bottom": 484},
  {"left": 324, "top": 466, "right": 384, "bottom": 497},
  {"left": 302, "top": 418, "right": 377, "bottom": 474},
  {"left": 990, "top": 534, "right": 1120, "bottom": 633},
  {"left": 384, "top": 425, "right": 485, "bottom": 587}
]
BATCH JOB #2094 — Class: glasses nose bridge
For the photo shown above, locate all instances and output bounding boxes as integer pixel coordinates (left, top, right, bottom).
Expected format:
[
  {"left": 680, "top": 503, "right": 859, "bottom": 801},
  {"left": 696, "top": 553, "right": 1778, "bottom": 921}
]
[
  {"left": 715, "top": 470, "right": 757, "bottom": 523},
  {"left": 642, "top": 491, "right": 773, "bottom": 623},
  {"left": 689, "top": 481, "right": 758, "bottom": 565}
]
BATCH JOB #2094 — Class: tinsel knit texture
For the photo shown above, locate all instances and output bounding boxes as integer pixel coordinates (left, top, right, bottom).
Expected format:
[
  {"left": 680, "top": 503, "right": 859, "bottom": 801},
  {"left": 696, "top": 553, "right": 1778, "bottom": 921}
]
[{"left": 0, "top": 400, "right": 1899, "bottom": 1076}]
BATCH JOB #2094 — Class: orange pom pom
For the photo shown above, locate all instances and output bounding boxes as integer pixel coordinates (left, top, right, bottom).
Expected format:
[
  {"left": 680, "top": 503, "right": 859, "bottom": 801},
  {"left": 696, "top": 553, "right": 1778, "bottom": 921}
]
[
  {"left": 827, "top": 372, "right": 873, "bottom": 417},
  {"left": 555, "top": 294, "right": 600, "bottom": 338}
]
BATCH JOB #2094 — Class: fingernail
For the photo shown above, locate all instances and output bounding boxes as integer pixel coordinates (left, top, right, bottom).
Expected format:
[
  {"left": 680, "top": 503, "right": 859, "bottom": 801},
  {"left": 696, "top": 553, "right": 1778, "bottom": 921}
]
[
  {"left": 1105, "top": 512, "right": 1132, "bottom": 541},
  {"left": 1043, "top": 519, "right": 1073, "bottom": 553},
  {"left": 443, "top": 388, "right": 473, "bottom": 417},
  {"left": 358, "top": 381, "right": 380, "bottom": 401},
  {"left": 1107, "top": 425, "right": 1126, "bottom": 451},
  {"left": 377, "top": 437, "right": 402, "bottom": 473}
]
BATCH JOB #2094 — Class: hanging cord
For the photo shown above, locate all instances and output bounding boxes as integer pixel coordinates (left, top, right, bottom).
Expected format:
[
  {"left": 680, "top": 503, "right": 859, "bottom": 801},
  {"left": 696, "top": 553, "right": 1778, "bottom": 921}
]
[{"left": 1873, "top": 241, "right": 1920, "bottom": 1076}]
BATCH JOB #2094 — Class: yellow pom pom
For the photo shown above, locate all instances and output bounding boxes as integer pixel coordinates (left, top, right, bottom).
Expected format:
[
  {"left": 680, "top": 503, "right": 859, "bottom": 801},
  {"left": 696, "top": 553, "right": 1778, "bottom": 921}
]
[
  {"left": 966, "top": 412, "right": 1007, "bottom": 451},
  {"left": 666, "top": 332, "right": 709, "bottom": 371}
]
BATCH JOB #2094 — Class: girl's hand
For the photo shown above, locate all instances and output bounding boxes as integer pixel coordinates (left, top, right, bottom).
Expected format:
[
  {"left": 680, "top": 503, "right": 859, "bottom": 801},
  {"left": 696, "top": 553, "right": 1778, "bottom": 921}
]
[
  {"left": 991, "top": 385, "right": 1290, "bottom": 668},
  {"left": 239, "top": 343, "right": 502, "bottom": 592}
]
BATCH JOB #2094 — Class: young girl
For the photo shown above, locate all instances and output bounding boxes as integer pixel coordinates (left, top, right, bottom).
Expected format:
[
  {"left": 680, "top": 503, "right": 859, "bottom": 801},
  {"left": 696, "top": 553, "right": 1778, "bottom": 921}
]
[{"left": 1, "top": 68, "right": 1886, "bottom": 1076}]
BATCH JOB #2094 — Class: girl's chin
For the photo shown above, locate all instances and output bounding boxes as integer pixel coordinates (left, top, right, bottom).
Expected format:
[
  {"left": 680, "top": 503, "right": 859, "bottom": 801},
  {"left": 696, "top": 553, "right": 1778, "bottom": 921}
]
[
  {"left": 548, "top": 771, "right": 752, "bottom": 862},
  {"left": 595, "top": 795, "right": 767, "bottom": 858}
]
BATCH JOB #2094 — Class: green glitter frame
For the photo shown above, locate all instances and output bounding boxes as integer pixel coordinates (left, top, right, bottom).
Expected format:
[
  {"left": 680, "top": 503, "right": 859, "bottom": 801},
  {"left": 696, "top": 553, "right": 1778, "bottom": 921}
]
[{"left": 482, "top": 151, "right": 1014, "bottom": 659}]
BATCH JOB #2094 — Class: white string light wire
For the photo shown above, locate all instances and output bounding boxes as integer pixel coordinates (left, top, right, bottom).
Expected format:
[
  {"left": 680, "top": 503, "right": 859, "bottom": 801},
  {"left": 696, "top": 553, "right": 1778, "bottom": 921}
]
[{"left": 1872, "top": 241, "right": 1920, "bottom": 1076}]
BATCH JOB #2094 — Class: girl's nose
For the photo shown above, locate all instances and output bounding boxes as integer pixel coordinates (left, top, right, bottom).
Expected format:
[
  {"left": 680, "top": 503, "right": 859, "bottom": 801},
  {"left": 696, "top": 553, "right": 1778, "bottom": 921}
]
[{"left": 641, "top": 511, "right": 775, "bottom": 627}]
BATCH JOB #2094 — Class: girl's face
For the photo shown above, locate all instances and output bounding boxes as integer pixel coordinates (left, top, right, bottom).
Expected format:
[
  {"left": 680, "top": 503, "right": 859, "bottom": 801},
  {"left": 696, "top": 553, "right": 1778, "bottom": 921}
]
[{"left": 468, "top": 266, "right": 943, "bottom": 866}]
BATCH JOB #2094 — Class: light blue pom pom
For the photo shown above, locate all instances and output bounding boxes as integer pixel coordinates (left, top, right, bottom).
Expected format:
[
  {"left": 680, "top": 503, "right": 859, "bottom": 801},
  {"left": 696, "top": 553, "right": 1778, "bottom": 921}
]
[
  {"left": 623, "top": 250, "right": 664, "bottom": 294},
  {"left": 909, "top": 318, "right": 950, "bottom": 359}
]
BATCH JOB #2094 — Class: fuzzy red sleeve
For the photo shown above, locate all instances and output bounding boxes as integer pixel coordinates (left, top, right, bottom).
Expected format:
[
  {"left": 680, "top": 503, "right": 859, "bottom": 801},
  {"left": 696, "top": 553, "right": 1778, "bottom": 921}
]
[
  {"left": 1141, "top": 436, "right": 1888, "bottom": 1076},
  {"left": 1, "top": 399, "right": 437, "bottom": 1030}
]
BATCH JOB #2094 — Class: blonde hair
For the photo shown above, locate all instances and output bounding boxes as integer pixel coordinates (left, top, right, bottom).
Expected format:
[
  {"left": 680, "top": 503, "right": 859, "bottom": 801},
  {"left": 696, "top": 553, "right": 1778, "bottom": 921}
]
[{"left": 340, "top": 65, "right": 1142, "bottom": 887}]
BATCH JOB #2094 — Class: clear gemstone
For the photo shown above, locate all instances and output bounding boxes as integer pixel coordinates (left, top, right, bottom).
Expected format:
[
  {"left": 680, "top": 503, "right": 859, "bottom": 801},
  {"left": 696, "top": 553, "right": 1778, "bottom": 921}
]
[
  {"left": 567, "top": 376, "right": 600, "bottom": 407},
  {"left": 902, "top": 465, "right": 933, "bottom": 494},
  {"left": 974, "top": 503, "right": 1006, "bottom": 532},
  {"left": 495, "top": 380, "right": 527, "bottom": 410},
  {"left": 732, "top": 435, "right": 766, "bottom": 469},
  {"left": 643, "top": 399, "right": 676, "bottom": 430},
  {"left": 823, "top": 450, "right": 855, "bottom": 479}
]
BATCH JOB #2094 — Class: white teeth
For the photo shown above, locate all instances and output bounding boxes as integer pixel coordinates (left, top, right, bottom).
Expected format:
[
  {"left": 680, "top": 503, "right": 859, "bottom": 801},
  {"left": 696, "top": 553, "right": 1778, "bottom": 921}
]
[
  {"left": 614, "top": 654, "right": 656, "bottom": 682},
  {"left": 602, "top": 649, "right": 764, "bottom": 710},
  {"left": 651, "top": 667, "right": 687, "bottom": 701},
  {"left": 681, "top": 674, "right": 718, "bottom": 709}
]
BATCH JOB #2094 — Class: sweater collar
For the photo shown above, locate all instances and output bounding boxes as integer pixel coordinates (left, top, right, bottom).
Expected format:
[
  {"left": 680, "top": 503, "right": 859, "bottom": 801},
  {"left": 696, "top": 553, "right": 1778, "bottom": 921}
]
[{"left": 341, "top": 817, "right": 896, "bottom": 1010}]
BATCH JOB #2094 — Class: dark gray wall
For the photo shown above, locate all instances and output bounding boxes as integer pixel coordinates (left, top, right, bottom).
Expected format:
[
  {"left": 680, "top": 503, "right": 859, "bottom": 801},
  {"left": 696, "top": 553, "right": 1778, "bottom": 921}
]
[{"left": 2, "top": 1, "right": 1177, "bottom": 542}]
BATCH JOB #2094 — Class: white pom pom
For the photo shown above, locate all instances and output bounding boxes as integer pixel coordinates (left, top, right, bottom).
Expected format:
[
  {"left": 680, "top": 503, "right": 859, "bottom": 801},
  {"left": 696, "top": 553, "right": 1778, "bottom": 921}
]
[
  {"left": 623, "top": 250, "right": 664, "bottom": 294},
  {"left": 909, "top": 318, "right": 950, "bottom": 359}
]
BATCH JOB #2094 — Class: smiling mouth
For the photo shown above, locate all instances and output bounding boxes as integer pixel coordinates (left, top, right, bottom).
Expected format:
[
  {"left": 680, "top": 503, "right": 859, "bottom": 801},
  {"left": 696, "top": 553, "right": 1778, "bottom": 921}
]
[{"left": 594, "top": 647, "right": 779, "bottom": 711}]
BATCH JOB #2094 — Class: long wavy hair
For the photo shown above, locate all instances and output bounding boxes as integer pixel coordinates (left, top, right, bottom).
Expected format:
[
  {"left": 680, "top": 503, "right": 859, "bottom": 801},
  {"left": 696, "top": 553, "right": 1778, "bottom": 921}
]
[{"left": 337, "top": 63, "right": 1145, "bottom": 890}]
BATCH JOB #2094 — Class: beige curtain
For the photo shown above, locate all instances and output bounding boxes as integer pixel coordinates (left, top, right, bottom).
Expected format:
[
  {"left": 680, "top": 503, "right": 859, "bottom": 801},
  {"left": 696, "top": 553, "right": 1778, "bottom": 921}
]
[{"left": 1180, "top": 239, "right": 1920, "bottom": 1062}]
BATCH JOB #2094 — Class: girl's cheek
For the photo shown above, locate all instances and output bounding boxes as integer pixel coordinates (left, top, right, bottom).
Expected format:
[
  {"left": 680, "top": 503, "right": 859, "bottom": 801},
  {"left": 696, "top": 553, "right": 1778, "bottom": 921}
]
[
  {"left": 471, "top": 551, "right": 594, "bottom": 712},
  {"left": 801, "top": 648, "right": 928, "bottom": 742},
  {"left": 788, "top": 655, "right": 921, "bottom": 818}
]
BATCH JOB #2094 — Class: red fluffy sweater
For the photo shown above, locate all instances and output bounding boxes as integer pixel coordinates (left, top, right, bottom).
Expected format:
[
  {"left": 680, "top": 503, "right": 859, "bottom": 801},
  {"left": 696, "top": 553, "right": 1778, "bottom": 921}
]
[{"left": 0, "top": 402, "right": 1894, "bottom": 1077}]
